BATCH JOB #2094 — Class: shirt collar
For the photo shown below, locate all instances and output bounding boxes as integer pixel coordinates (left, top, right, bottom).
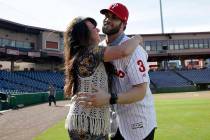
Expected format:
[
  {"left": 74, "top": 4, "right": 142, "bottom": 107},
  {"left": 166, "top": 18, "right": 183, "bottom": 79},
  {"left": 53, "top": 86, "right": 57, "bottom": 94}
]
[{"left": 109, "top": 33, "right": 125, "bottom": 46}]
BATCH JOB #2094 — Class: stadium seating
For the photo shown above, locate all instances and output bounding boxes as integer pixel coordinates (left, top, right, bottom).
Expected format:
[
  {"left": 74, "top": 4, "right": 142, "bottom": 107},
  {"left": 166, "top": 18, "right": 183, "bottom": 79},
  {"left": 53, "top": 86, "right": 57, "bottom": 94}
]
[
  {"left": 149, "top": 70, "right": 193, "bottom": 88},
  {"left": 0, "top": 69, "right": 209, "bottom": 94},
  {"left": 177, "top": 69, "right": 210, "bottom": 84},
  {"left": 0, "top": 70, "right": 64, "bottom": 93}
]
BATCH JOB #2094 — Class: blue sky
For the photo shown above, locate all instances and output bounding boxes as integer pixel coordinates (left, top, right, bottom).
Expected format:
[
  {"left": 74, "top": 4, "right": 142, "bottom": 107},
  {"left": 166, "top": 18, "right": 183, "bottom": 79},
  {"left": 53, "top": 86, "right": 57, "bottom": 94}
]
[{"left": 0, "top": 0, "right": 210, "bottom": 34}]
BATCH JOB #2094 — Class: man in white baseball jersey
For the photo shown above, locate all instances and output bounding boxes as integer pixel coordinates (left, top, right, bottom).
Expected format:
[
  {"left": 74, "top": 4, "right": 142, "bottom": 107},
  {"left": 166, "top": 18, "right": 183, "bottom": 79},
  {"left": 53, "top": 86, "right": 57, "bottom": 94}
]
[{"left": 77, "top": 3, "right": 157, "bottom": 140}]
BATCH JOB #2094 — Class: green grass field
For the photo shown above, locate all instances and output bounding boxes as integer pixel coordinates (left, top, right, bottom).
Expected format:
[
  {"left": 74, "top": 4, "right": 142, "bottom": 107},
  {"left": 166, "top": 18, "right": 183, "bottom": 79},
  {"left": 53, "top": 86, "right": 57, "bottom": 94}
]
[{"left": 34, "top": 92, "right": 210, "bottom": 140}]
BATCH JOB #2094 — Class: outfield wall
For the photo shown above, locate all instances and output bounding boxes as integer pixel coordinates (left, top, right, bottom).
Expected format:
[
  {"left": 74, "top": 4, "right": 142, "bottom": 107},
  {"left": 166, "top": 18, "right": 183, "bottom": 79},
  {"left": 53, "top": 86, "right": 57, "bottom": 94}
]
[
  {"left": 0, "top": 87, "right": 203, "bottom": 110},
  {"left": 9, "top": 91, "right": 64, "bottom": 108},
  {"left": 155, "top": 86, "right": 197, "bottom": 93}
]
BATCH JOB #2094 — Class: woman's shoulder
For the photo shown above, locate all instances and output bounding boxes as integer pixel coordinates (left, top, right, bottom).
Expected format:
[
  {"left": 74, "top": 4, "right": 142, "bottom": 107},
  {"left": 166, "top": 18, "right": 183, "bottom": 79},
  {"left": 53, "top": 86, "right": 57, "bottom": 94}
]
[{"left": 75, "top": 46, "right": 105, "bottom": 77}]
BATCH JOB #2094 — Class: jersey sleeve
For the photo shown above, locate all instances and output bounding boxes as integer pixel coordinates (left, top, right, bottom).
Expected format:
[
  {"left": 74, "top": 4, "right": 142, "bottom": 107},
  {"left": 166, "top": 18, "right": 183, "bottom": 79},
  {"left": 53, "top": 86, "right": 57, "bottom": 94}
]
[{"left": 127, "top": 46, "right": 150, "bottom": 85}]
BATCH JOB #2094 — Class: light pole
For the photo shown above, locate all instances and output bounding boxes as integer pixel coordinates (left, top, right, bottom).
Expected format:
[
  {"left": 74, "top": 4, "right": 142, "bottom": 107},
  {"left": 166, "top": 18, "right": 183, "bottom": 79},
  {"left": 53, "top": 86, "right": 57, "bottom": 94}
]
[{"left": 159, "top": 0, "right": 164, "bottom": 33}]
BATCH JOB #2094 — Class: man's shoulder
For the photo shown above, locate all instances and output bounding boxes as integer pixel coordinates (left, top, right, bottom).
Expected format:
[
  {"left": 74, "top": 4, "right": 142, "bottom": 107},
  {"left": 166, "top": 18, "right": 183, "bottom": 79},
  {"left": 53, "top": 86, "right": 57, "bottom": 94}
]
[
  {"left": 131, "top": 44, "right": 147, "bottom": 54},
  {"left": 120, "top": 35, "right": 130, "bottom": 44}
]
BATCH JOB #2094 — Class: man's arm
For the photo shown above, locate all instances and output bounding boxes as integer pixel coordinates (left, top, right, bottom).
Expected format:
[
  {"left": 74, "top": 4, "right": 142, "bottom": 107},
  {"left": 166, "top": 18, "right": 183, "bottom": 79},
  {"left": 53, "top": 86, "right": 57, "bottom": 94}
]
[
  {"left": 76, "top": 83, "right": 147, "bottom": 107},
  {"left": 116, "top": 83, "right": 147, "bottom": 104},
  {"left": 77, "top": 47, "right": 149, "bottom": 107}
]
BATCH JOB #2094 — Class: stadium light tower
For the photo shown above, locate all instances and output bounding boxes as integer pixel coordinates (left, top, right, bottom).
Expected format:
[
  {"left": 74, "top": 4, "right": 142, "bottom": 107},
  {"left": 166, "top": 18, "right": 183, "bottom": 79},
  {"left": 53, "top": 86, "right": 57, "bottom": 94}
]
[{"left": 159, "top": 0, "right": 164, "bottom": 33}]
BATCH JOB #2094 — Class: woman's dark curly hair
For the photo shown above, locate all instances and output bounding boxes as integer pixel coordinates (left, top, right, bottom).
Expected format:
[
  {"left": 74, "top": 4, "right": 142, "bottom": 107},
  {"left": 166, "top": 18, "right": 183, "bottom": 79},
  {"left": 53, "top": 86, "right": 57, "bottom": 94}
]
[{"left": 63, "top": 17, "right": 97, "bottom": 97}]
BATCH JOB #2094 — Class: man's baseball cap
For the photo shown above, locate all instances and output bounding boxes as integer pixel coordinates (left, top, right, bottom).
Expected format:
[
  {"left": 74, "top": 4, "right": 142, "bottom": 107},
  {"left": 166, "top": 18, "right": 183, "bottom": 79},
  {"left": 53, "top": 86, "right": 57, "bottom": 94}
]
[{"left": 100, "top": 3, "right": 129, "bottom": 22}]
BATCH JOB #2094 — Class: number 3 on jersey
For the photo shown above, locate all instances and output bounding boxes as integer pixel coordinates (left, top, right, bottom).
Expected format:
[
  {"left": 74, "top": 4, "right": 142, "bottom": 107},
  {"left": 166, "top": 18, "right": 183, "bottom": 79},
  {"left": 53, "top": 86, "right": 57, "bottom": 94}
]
[{"left": 137, "top": 60, "right": 146, "bottom": 72}]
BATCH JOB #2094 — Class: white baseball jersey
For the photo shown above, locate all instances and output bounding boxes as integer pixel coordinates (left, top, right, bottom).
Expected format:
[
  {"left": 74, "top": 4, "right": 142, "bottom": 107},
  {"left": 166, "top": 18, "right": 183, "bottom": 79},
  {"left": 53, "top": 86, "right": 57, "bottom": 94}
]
[{"left": 101, "top": 35, "right": 157, "bottom": 140}]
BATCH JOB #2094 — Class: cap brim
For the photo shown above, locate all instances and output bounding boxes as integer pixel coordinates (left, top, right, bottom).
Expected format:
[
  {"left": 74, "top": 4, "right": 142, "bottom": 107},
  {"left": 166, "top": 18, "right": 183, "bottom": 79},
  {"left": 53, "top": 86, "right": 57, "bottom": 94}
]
[
  {"left": 100, "top": 9, "right": 110, "bottom": 14},
  {"left": 100, "top": 9, "right": 124, "bottom": 22}
]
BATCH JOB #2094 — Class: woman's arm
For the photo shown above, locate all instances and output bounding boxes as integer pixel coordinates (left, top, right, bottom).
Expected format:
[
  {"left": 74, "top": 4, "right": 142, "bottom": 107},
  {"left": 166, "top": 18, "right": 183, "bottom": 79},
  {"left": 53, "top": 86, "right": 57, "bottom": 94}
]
[{"left": 103, "top": 35, "right": 143, "bottom": 62}]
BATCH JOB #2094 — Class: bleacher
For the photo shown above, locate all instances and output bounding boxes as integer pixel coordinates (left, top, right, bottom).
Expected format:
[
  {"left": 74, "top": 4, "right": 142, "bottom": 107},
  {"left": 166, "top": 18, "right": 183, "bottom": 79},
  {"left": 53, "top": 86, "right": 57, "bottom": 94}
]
[
  {"left": 0, "top": 70, "right": 64, "bottom": 94},
  {"left": 176, "top": 69, "right": 210, "bottom": 84},
  {"left": 15, "top": 71, "right": 64, "bottom": 89},
  {"left": 149, "top": 70, "right": 193, "bottom": 88},
  {"left": 0, "top": 69, "right": 209, "bottom": 94},
  {"left": 148, "top": 69, "right": 210, "bottom": 92}
]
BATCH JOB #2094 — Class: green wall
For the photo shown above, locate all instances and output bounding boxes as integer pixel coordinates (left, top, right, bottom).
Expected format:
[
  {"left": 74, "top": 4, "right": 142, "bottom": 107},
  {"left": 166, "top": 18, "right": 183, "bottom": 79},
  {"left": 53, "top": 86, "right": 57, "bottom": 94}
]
[{"left": 9, "top": 91, "right": 64, "bottom": 108}]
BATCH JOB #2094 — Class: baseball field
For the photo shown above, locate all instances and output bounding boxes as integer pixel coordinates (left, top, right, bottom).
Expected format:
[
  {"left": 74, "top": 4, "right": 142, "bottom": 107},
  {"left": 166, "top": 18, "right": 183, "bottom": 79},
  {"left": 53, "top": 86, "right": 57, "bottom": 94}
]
[{"left": 33, "top": 91, "right": 210, "bottom": 140}]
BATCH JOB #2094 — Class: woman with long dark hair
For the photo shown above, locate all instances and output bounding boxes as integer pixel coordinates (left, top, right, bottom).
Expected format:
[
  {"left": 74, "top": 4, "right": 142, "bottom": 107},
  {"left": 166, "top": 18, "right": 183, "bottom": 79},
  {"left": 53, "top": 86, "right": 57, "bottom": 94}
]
[{"left": 64, "top": 17, "right": 142, "bottom": 140}]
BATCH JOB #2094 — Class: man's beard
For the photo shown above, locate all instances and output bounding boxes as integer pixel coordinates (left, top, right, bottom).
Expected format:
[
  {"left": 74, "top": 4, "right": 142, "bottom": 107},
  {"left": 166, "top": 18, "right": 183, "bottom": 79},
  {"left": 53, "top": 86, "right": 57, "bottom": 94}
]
[{"left": 102, "top": 23, "right": 122, "bottom": 35}]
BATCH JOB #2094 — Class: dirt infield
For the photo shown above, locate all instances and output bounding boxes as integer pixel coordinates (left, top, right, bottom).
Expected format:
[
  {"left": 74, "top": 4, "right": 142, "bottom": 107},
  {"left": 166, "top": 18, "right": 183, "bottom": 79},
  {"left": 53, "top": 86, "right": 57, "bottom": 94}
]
[
  {"left": 0, "top": 100, "right": 70, "bottom": 140},
  {"left": 154, "top": 91, "right": 210, "bottom": 100}
]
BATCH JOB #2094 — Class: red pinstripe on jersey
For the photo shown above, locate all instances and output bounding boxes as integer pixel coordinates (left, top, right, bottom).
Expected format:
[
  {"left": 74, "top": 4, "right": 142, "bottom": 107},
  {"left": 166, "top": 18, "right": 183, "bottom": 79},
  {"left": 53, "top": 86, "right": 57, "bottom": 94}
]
[{"left": 100, "top": 36, "right": 157, "bottom": 140}]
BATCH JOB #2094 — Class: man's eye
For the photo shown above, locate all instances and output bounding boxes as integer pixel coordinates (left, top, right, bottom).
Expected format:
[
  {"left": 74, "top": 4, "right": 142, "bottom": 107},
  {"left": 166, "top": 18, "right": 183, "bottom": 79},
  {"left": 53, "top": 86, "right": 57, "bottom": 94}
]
[
  {"left": 111, "top": 16, "right": 118, "bottom": 20},
  {"left": 105, "top": 16, "right": 109, "bottom": 19}
]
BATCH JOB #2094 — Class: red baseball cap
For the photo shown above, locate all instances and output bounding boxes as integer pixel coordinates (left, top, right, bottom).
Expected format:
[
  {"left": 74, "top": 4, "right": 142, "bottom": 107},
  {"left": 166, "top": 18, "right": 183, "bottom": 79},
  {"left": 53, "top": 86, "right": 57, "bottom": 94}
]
[{"left": 100, "top": 3, "right": 129, "bottom": 23}]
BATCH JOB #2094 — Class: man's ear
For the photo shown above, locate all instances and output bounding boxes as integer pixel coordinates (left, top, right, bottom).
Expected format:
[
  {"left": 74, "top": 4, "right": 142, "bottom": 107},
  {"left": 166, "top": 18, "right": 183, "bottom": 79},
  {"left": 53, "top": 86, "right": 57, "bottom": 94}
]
[{"left": 122, "top": 22, "right": 127, "bottom": 31}]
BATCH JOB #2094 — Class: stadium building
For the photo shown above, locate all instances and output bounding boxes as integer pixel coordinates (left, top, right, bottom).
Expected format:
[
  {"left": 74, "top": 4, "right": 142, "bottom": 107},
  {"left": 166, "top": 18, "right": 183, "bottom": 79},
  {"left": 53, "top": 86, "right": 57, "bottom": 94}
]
[
  {"left": 141, "top": 32, "right": 210, "bottom": 70},
  {"left": 0, "top": 18, "right": 63, "bottom": 71},
  {"left": 0, "top": 18, "right": 210, "bottom": 110}
]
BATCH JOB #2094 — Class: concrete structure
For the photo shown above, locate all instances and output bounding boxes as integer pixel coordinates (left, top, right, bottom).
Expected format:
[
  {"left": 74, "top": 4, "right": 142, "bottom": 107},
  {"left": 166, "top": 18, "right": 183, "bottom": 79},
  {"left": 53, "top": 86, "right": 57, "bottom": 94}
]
[{"left": 1, "top": 18, "right": 210, "bottom": 71}]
